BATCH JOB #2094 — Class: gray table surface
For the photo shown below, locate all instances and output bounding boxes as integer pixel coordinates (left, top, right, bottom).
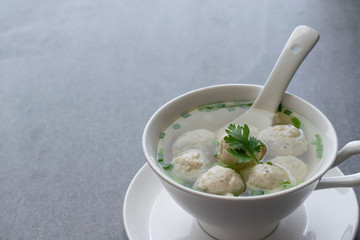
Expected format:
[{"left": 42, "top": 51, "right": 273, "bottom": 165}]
[{"left": 1, "top": 0, "right": 359, "bottom": 239}]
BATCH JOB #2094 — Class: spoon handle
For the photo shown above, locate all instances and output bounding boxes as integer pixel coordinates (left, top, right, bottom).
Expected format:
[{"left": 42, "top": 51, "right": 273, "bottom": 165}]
[{"left": 252, "top": 25, "right": 319, "bottom": 112}]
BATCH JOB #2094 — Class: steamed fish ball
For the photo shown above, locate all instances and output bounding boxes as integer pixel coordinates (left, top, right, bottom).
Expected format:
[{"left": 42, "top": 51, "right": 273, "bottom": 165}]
[
  {"left": 171, "top": 149, "right": 208, "bottom": 183},
  {"left": 241, "top": 164, "right": 290, "bottom": 190},
  {"left": 194, "top": 165, "right": 246, "bottom": 196},
  {"left": 172, "top": 129, "right": 216, "bottom": 166},
  {"left": 272, "top": 156, "right": 307, "bottom": 181},
  {"left": 258, "top": 125, "right": 308, "bottom": 157}
]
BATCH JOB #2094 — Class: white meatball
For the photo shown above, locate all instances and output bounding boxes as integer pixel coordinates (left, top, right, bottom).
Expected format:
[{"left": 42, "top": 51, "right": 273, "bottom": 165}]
[
  {"left": 170, "top": 149, "right": 208, "bottom": 183},
  {"left": 172, "top": 129, "right": 217, "bottom": 166},
  {"left": 258, "top": 124, "right": 308, "bottom": 157},
  {"left": 272, "top": 156, "right": 307, "bottom": 182},
  {"left": 194, "top": 165, "right": 246, "bottom": 196},
  {"left": 241, "top": 164, "right": 290, "bottom": 190}
]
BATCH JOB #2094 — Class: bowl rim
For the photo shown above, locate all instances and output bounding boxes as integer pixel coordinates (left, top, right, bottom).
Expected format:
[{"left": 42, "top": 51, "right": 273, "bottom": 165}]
[{"left": 142, "top": 83, "right": 338, "bottom": 201}]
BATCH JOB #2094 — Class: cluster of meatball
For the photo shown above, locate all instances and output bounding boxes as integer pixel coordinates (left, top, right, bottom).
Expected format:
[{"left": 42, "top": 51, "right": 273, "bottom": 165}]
[{"left": 169, "top": 124, "right": 308, "bottom": 197}]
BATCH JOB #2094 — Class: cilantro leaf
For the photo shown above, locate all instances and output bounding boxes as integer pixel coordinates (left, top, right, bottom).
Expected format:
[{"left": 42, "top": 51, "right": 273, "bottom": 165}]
[
  {"left": 224, "top": 124, "right": 263, "bottom": 164},
  {"left": 227, "top": 148, "right": 252, "bottom": 163}
]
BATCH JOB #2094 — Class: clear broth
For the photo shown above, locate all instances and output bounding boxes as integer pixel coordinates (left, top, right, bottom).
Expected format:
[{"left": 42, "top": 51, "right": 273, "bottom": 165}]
[{"left": 157, "top": 101, "right": 324, "bottom": 196}]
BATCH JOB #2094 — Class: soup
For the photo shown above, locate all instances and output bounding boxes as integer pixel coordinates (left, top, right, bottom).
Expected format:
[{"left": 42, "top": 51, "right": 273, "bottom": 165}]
[{"left": 156, "top": 101, "right": 324, "bottom": 197}]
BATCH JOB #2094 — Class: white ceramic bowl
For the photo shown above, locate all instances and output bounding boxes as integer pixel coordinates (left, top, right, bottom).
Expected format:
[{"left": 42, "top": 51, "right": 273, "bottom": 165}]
[{"left": 142, "top": 84, "right": 360, "bottom": 240}]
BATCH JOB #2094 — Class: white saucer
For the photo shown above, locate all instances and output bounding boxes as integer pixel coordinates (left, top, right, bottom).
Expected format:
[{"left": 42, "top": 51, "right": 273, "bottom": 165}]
[{"left": 124, "top": 164, "right": 359, "bottom": 240}]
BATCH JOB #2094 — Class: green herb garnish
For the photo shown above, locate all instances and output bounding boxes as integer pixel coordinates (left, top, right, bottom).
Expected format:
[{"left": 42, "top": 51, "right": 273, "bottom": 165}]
[
  {"left": 158, "top": 158, "right": 173, "bottom": 172},
  {"left": 281, "top": 180, "right": 294, "bottom": 189},
  {"left": 224, "top": 124, "right": 263, "bottom": 164},
  {"left": 162, "top": 162, "right": 173, "bottom": 170},
  {"left": 297, "top": 180, "right": 304, "bottom": 185},
  {"left": 246, "top": 103, "right": 253, "bottom": 107},
  {"left": 198, "top": 102, "right": 253, "bottom": 112},
  {"left": 281, "top": 180, "right": 305, "bottom": 189},
  {"left": 198, "top": 103, "right": 226, "bottom": 112},
  {"left": 283, "top": 109, "right": 293, "bottom": 115},
  {"left": 157, "top": 148, "right": 164, "bottom": 159},
  {"left": 311, "top": 134, "right": 324, "bottom": 159},
  {"left": 250, "top": 190, "right": 265, "bottom": 196},
  {"left": 172, "top": 176, "right": 185, "bottom": 185},
  {"left": 266, "top": 161, "right": 273, "bottom": 165},
  {"left": 213, "top": 149, "right": 218, "bottom": 157},
  {"left": 181, "top": 112, "right": 191, "bottom": 118},
  {"left": 172, "top": 123, "right": 181, "bottom": 130},
  {"left": 291, "top": 117, "right": 301, "bottom": 129},
  {"left": 277, "top": 103, "right": 283, "bottom": 112},
  {"left": 159, "top": 132, "right": 166, "bottom": 139}
]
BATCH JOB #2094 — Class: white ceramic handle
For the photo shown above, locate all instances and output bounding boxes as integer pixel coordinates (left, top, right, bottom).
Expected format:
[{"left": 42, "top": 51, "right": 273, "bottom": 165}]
[
  {"left": 252, "top": 25, "right": 320, "bottom": 112},
  {"left": 316, "top": 141, "right": 360, "bottom": 190}
]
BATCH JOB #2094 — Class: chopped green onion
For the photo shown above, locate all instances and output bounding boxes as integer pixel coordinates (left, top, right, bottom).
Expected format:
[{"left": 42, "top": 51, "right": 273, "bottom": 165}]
[
  {"left": 296, "top": 180, "right": 304, "bottom": 185},
  {"left": 281, "top": 180, "right": 295, "bottom": 189},
  {"left": 198, "top": 103, "right": 226, "bottom": 112},
  {"left": 291, "top": 117, "right": 301, "bottom": 128},
  {"left": 198, "top": 102, "right": 253, "bottom": 112},
  {"left": 159, "top": 132, "right": 166, "bottom": 139},
  {"left": 277, "top": 103, "right": 282, "bottom": 112},
  {"left": 172, "top": 123, "right": 181, "bottom": 130},
  {"left": 250, "top": 190, "right": 265, "bottom": 196},
  {"left": 181, "top": 112, "right": 191, "bottom": 118},
  {"left": 311, "top": 134, "right": 324, "bottom": 159},
  {"left": 283, "top": 109, "right": 293, "bottom": 115},
  {"left": 162, "top": 163, "right": 173, "bottom": 170},
  {"left": 172, "top": 176, "right": 185, "bottom": 185},
  {"left": 213, "top": 149, "right": 218, "bottom": 157},
  {"left": 157, "top": 148, "right": 164, "bottom": 159},
  {"left": 266, "top": 161, "right": 273, "bottom": 165},
  {"left": 281, "top": 180, "right": 304, "bottom": 189},
  {"left": 282, "top": 183, "right": 295, "bottom": 189}
]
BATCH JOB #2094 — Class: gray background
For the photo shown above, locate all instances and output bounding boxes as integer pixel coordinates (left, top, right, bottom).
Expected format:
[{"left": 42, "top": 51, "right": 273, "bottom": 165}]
[{"left": 1, "top": 0, "right": 359, "bottom": 239}]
